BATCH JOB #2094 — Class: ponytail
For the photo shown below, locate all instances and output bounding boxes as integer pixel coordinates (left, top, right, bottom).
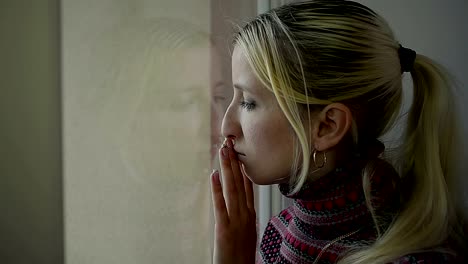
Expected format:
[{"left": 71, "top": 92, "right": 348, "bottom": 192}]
[
  {"left": 390, "top": 54, "right": 459, "bottom": 252},
  {"left": 340, "top": 54, "right": 464, "bottom": 263}
]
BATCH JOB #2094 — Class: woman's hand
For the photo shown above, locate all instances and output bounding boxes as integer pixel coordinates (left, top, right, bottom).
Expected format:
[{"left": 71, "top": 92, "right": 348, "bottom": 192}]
[{"left": 211, "top": 137, "right": 257, "bottom": 264}]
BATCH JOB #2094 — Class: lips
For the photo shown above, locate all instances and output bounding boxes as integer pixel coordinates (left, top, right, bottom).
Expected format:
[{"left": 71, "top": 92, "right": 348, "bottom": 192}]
[
  {"left": 225, "top": 137, "right": 245, "bottom": 156},
  {"left": 234, "top": 149, "right": 246, "bottom": 156}
]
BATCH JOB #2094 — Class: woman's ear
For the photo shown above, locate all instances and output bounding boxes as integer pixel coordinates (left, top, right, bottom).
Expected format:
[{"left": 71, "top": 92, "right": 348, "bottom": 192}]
[{"left": 311, "top": 103, "right": 352, "bottom": 151}]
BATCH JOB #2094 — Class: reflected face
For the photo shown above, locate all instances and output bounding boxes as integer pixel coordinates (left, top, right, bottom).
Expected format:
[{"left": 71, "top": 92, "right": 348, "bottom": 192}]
[
  {"left": 158, "top": 47, "right": 211, "bottom": 153},
  {"left": 221, "top": 46, "right": 295, "bottom": 185},
  {"left": 123, "top": 47, "right": 211, "bottom": 180}
]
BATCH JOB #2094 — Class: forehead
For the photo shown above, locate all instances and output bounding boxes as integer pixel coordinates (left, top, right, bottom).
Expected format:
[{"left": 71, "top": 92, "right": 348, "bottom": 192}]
[
  {"left": 231, "top": 46, "right": 249, "bottom": 81},
  {"left": 166, "top": 47, "right": 210, "bottom": 85},
  {"left": 231, "top": 46, "right": 269, "bottom": 96}
]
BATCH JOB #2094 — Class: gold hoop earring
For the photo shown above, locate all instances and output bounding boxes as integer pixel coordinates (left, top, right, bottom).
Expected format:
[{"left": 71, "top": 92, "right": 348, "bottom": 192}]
[{"left": 313, "top": 150, "right": 327, "bottom": 169}]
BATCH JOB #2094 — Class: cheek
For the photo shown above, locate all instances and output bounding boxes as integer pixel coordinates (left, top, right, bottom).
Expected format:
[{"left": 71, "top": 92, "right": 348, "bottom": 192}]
[
  {"left": 244, "top": 120, "right": 272, "bottom": 151},
  {"left": 241, "top": 117, "right": 295, "bottom": 184},
  {"left": 243, "top": 111, "right": 294, "bottom": 153}
]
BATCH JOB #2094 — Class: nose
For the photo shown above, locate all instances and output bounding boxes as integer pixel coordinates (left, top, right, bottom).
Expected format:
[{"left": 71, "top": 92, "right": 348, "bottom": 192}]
[{"left": 221, "top": 102, "right": 241, "bottom": 141}]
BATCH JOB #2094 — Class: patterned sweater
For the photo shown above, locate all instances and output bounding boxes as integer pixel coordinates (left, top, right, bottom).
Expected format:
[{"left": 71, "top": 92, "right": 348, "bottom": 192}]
[{"left": 256, "top": 158, "right": 459, "bottom": 264}]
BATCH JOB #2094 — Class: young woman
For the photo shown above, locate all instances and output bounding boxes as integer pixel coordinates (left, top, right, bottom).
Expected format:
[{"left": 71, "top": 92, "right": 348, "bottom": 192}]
[{"left": 210, "top": 0, "right": 466, "bottom": 263}]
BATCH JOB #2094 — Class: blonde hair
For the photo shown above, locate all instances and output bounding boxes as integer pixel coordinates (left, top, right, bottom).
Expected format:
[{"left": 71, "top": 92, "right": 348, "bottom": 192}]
[{"left": 233, "top": 0, "right": 465, "bottom": 262}]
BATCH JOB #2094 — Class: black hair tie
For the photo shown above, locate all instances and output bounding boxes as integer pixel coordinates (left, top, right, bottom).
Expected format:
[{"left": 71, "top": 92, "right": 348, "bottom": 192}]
[{"left": 398, "top": 44, "right": 416, "bottom": 73}]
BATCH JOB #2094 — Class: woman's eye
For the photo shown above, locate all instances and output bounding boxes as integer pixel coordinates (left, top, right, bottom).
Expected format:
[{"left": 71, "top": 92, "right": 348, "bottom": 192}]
[
  {"left": 240, "top": 100, "right": 256, "bottom": 111},
  {"left": 213, "top": 95, "right": 226, "bottom": 104}
]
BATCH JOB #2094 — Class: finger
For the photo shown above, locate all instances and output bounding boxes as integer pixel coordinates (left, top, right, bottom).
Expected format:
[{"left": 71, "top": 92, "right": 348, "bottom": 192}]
[
  {"left": 241, "top": 163, "right": 255, "bottom": 213},
  {"left": 227, "top": 139, "right": 247, "bottom": 212},
  {"left": 210, "top": 170, "right": 229, "bottom": 225},
  {"left": 219, "top": 144, "right": 239, "bottom": 215}
]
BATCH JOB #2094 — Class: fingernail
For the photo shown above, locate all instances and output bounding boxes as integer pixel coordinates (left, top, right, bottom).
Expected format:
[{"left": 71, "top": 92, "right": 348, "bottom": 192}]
[
  {"left": 226, "top": 137, "right": 234, "bottom": 148},
  {"left": 212, "top": 170, "right": 220, "bottom": 184},
  {"left": 221, "top": 146, "right": 229, "bottom": 158}
]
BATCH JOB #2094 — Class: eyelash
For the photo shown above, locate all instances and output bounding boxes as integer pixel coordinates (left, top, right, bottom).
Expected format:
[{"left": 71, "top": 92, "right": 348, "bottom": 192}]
[{"left": 240, "top": 100, "right": 256, "bottom": 111}]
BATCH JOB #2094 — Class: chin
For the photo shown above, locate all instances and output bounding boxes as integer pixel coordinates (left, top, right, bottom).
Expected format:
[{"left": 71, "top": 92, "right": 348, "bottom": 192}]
[
  {"left": 246, "top": 174, "right": 289, "bottom": 185},
  {"left": 250, "top": 178, "right": 270, "bottom": 185},
  {"left": 242, "top": 164, "right": 289, "bottom": 185},
  {"left": 243, "top": 172, "right": 267, "bottom": 185}
]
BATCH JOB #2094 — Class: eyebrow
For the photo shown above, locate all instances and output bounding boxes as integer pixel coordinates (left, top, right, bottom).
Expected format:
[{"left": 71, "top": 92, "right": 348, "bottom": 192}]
[{"left": 212, "top": 81, "right": 225, "bottom": 91}]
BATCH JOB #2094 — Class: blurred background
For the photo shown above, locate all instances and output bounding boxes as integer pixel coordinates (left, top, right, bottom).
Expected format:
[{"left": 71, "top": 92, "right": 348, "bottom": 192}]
[{"left": 0, "top": 0, "right": 466, "bottom": 263}]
